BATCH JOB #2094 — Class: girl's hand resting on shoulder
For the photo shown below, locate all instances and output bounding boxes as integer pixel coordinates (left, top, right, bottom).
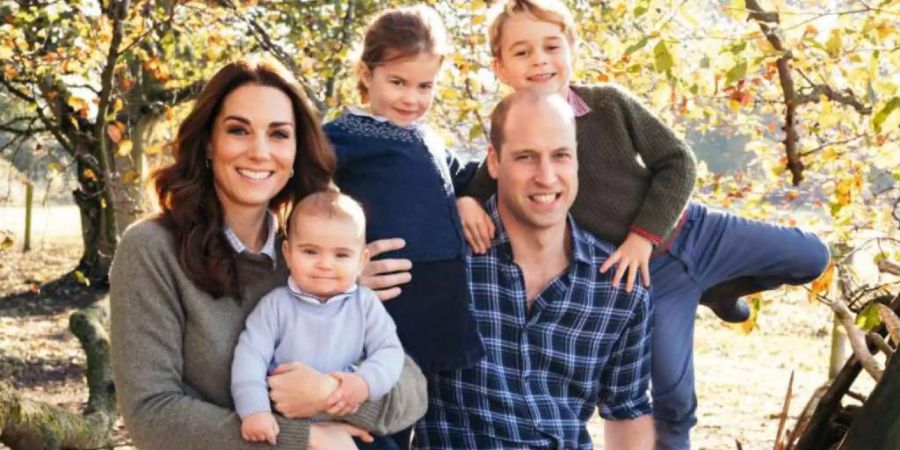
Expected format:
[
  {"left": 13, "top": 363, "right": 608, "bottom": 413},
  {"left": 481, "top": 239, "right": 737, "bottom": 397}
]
[{"left": 457, "top": 197, "right": 495, "bottom": 254}]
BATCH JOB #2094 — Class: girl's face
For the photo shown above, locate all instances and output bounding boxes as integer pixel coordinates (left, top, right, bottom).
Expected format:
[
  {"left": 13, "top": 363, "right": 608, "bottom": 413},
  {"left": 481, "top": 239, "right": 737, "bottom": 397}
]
[
  {"left": 493, "top": 13, "right": 573, "bottom": 97},
  {"left": 209, "top": 83, "right": 296, "bottom": 219},
  {"left": 362, "top": 52, "right": 442, "bottom": 127}
]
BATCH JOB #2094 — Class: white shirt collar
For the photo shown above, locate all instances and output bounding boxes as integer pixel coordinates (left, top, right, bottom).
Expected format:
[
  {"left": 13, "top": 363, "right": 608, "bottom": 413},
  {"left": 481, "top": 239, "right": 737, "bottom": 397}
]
[
  {"left": 286, "top": 277, "right": 359, "bottom": 305},
  {"left": 223, "top": 210, "right": 278, "bottom": 267}
]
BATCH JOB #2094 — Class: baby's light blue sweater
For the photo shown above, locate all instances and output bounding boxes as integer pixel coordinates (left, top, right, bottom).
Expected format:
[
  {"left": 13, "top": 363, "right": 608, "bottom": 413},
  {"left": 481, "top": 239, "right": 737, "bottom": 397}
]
[{"left": 231, "top": 279, "right": 404, "bottom": 418}]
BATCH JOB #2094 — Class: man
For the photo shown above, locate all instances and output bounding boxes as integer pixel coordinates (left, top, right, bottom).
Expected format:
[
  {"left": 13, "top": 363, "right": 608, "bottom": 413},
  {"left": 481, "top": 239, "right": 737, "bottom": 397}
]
[{"left": 414, "top": 91, "right": 654, "bottom": 449}]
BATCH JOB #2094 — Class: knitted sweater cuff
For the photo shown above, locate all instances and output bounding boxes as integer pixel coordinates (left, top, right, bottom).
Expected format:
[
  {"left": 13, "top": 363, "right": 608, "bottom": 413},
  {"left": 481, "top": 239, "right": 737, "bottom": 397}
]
[
  {"left": 628, "top": 224, "right": 664, "bottom": 245},
  {"left": 274, "top": 416, "right": 310, "bottom": 449}
]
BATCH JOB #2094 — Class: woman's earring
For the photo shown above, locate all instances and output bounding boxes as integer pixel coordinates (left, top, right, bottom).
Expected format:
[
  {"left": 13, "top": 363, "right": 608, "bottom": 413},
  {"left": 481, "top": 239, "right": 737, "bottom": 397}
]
[
  {"left": 290, "top": 169, "right": 294, "bottom": 178},
  {"left": 205, "top": 158, "right": 211, "bottom": 169}
]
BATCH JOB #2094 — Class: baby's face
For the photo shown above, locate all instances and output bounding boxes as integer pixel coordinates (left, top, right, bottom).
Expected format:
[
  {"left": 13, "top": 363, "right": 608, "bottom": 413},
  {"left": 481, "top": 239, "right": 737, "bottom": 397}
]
[{"left": 283, "top": 214, "right": 367, "bottom": 298}]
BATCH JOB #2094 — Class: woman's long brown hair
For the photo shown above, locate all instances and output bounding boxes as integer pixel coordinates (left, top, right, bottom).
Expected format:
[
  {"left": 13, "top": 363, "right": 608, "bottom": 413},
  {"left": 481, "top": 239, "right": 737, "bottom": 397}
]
[{"left": 152, "top": 57, "right": 335, "bottom": 298}]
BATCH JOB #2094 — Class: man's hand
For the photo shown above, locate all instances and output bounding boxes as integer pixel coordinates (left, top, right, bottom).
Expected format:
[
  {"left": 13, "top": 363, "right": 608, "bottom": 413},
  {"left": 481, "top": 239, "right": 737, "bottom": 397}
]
[
  {"left": 361, "top": 238, "right": 412, "bottom": 301},
  {"left": 268, "top": 361, "right": 339, "bottom": 418},
  {"left": 240, "top": 412, "right": 279, "bottom": 445},
  {"left": 599, "top": 232, "right": 653, "bottom": 292},
  {"left": 325, "top": 372, "right": 370, "bottom": 416},
  {"left": 457, "top": 196, "right": 495, "bottom": 254}
]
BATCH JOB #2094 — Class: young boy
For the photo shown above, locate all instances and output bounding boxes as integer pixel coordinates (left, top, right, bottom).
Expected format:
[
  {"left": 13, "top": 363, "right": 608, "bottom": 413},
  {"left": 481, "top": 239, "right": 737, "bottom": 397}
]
[
  {"left": 457, "top": 1, "right": 830, "bottom": 448},
  {"left": 231, "top": 191, "right": 404, "bottom": 450}
]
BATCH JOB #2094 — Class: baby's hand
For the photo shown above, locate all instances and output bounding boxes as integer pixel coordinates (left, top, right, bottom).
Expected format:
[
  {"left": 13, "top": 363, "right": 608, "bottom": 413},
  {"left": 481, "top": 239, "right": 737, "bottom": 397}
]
[
  {"left": 457, "top": 196, "right": 495, "bottom": 254},
  {"left": 241, "top": 412, "right": 279, "bottom": 445},
  {"left": 325, "top": 372, "right": 370, "bottom": 417}
]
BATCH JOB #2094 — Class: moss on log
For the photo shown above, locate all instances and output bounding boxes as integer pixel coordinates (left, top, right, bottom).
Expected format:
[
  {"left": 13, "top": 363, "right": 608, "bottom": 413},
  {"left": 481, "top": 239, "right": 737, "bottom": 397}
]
[{"left": 0, "top": 300, "right": 116, "bottom": 450}]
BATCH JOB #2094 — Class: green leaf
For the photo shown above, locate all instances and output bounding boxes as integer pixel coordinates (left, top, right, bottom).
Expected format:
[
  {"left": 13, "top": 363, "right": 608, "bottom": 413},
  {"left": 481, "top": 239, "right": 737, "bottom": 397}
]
[
  {"left": 725, "top": 59, "right": 747, "bottom": 86},
  {"left": 624, "top": 37, "right": 649, "bottom": 56},
  {"left": 634, "top": 4, "right": 647, "bottom": 17},
  {"left": 469, "top": 123, "right": 482, "bottom": 141},
  {"left": 855, "top": 302, "right": 883, "bottom": 332},
  {"left": 73, "top": 270, "right": 91, "bottom": 287},
  {"left": 873, "top": 97, "right": 900, "bottom": 133},
  {"left": 727, "top": 40, "right": 747, "bottom": 54},
  {"left": 826, "top": 29, "right": 842, "bottom": 57},
  {"left": 653, "top": 41, "right": 673, "bottom": 74}
]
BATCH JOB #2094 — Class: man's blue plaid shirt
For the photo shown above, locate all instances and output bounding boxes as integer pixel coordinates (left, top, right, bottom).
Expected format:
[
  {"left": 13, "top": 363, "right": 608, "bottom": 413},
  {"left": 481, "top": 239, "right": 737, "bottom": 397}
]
[{"left": 415, "top": 197, "right": 653, "bottom": 449}]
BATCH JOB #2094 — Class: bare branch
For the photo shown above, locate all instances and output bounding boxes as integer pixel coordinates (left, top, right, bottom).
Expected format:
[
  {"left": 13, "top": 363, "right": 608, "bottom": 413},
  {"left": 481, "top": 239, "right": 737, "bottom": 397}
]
[
  {"left": 795, "top": 83, "right": 873, "bottom": 115},
  {"left": 744, "top": 0, "right": 804, "bottom": 185},
  {"left": 879, "top": 259, "right": 900, "bottom": 277},
  {"left": 799, "top": 135, "right": 864, "bottom": 157},
  {"left": 868, "top": 332, "right": 895, "bottom": 358},
  {"left": 834, "top": 264, "right": 884, "bottom": 381}
]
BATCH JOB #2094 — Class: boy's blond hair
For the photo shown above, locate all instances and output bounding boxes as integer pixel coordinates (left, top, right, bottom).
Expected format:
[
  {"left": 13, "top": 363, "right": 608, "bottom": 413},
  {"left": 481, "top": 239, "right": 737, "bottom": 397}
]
[
  {"left": 286, "top": 191, "right": 367, "bottom": 243},
  {"left": 486, "top": 0, "right": 577, "bottom": 58}
]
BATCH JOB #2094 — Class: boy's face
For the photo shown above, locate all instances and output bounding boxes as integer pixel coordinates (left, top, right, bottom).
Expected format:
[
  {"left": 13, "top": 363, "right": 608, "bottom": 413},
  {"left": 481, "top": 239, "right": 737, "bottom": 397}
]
[
  {"left": 283, "top": 214, "right": 368, "bottom": 299},
  {"left": 493, "top": 13, "right": 573, "bottom": 97}
]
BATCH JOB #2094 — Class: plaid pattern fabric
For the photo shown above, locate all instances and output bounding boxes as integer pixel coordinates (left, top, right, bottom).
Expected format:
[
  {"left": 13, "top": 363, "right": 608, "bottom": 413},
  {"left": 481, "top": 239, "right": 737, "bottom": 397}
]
[
  {"left": 223, "top": 210, "right": 278, "bottom": 269},
  {"left": 567, "top": 87, "right": 592, "bottom": 117},
  {"left": 415, "top": 197, "right": 653, "bottom": 450}
]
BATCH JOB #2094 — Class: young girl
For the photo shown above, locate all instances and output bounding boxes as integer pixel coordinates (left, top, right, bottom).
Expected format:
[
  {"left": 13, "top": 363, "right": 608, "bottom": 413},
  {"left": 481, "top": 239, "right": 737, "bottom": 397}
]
[
  {"left": 322, "top": 5, "right": 484, "bottom": 447},
  {"left": 457, "top": 1, "right": 831, "bottom": 449}
]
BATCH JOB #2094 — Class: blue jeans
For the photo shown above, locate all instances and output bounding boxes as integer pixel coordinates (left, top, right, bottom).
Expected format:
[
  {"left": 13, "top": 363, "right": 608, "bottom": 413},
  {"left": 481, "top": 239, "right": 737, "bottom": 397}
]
[{"left": 649, "top": 203, "right": 829, "bottom": 450}]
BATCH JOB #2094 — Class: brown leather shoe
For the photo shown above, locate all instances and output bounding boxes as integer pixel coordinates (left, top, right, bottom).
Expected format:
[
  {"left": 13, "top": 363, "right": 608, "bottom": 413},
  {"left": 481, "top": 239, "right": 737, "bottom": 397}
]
[{"left": 699, "top": 277, "right": 761, "bottom": 323}]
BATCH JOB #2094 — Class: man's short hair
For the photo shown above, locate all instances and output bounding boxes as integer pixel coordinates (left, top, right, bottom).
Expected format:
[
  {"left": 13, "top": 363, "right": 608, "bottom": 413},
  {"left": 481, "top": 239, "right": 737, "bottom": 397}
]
[
  {"left": 286, "top": 190, "right": 366, "bottom": 242},
  {"left": 489, "top": 91, "right": 575, "bottom": 154},
  {"left": 486, "top": 0, "right": 578, "bottom": 58}
]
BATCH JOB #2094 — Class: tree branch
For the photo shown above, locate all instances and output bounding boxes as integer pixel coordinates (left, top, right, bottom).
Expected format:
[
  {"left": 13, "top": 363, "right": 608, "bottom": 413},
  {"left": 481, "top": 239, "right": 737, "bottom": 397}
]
[
  {"left": 832, "top": 264, "right": 884, "bottom": 381},
  {"left": 324, "top": 0, "right": 356, "bottom": 104},
  {"left": 745, "top": 0, "right": 805, "bottom": 185},
  {"left": 879, "top": 259, "right": 900, "bottom": 277},
  {"left": 216, "top": 0, "right": 327, "bottom": 113},
  {"left": 795, "top": 83, "right": 873, "bottom": 115}
]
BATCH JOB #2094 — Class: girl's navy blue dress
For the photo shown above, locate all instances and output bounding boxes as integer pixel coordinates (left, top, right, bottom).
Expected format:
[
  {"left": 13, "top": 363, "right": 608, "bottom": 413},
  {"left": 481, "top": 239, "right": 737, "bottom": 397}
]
[{"left": 324, "top": 109, "right": 484, "bottom": 374}]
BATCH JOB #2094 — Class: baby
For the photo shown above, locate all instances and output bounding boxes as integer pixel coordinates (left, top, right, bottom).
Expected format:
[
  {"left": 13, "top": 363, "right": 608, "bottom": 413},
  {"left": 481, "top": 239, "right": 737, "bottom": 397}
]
[{"left": 231, "top": 191, "right": 404, "bottom": 447}]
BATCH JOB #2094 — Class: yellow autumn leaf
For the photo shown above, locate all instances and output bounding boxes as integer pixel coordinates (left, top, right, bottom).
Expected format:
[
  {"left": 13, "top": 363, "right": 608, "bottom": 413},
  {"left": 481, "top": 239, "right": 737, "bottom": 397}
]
[
  {"left": 145, "top": 143, "right": 165, "bottom": 155},
  {"left": 808, "top": 261, "right": 834, "bottom": 303},
  {"left": 117, "top": 139, "right": 133, "bottom": 157},
  {"left": 121, "top": 169, "right": 140, "bottom": 184},
  {"left": 83, "top": 168, "right": 98, "bottom": 181}
]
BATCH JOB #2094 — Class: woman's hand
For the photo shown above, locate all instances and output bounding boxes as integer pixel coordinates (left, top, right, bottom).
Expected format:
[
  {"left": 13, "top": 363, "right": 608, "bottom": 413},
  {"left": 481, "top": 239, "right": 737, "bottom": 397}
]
[
  {"left": 268, "top": 362, "right": 339, "bottom": 418},
  {"left": 309, "top": 422, "right": 373, "bottom": 450},
  {"left": 457, "top": 197, "right": 495, "bottom": 254},
  {"left": 361, "top": 238, "right": 412, "bottom": 301},
  {"left": 599, "top": 232, "right": 653, "bottom": 292}
]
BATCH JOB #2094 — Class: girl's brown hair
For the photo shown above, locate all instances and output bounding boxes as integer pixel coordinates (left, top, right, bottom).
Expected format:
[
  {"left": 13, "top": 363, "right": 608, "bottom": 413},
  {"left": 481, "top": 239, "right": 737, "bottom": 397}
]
[
  {"left": 152, "top": 56, "right": 335, "bottom": 298},
  {"left": 355, "top": 4, "right": 450, "bottom": 102}
]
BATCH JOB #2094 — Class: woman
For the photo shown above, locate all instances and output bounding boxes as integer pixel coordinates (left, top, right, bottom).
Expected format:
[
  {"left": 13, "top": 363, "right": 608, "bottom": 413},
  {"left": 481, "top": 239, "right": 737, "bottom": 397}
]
[{"left": 110, "top": 56, "right": 426, "bottom": 450}]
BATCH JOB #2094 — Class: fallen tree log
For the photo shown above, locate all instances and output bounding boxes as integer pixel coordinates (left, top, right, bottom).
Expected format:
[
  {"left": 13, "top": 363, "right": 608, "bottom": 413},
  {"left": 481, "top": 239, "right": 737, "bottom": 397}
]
[
  {"left": 838, "top": 352, "right": 900, "bottom": 450},
  {"left": 0, "top": 300, "right": 116, "bottom": 450}
]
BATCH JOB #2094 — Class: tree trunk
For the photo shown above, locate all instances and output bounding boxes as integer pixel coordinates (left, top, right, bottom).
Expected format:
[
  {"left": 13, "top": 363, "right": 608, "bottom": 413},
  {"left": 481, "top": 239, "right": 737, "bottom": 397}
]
[
  {"left": 0, "top": 301, "right": 116, "bottom": 450},
  {"left": 110, "top": 115, "right": 158, "bottom": 232},
  {"left": 72, "top": 135, "right": 118, "bottom": 286},
  {"left": 838, "top": 353, "right": 900, "bottom": 450}
]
